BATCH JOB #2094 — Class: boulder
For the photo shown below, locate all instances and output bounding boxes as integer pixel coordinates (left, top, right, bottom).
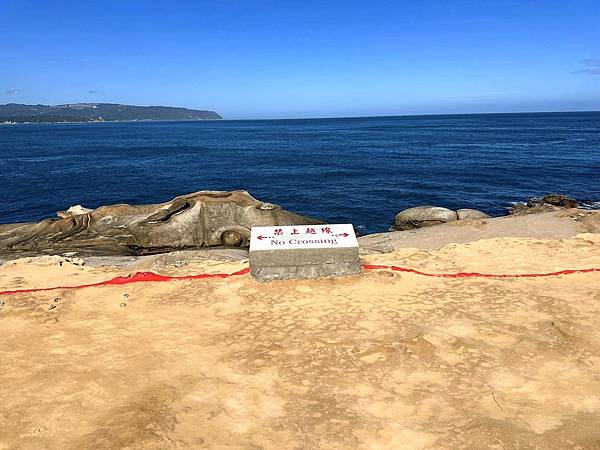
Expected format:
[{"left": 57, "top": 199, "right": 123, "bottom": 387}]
[
  {"left": 542, "top": 194, "right": 579, "bottom": 208},
  {"left": 393, "top": 206, "right": 458, "bottom": 231},
  {"left": 456, "top": 209, "right": 490, "bottom": 220},
  {"left": 0, "top": 190, "right": 322, "bottom": 259}
]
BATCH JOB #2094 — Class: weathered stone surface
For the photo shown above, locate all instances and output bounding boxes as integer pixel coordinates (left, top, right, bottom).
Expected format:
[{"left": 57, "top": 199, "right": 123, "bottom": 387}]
[
  {"left": 456, "top": 208, "right": 490, "bottom": 220},
  {"left": 509, "top": 203, "right": 558, "bottom": 215},
  {"left": 526, "top": 198, "right": 545, "bottom": 208},
  {"left": 83, "top": 248, "right": 249, "bottom": 270},
  {"left": 251, "top": 248, "right": 361, "bottom": 282},
  {"left": 361, "top": 210, "right": 600, "bottom": 255},
  {"left": 249, "top": 224, "right": 360, "bottom": 282},
  {"left": 57, "top": 204, "right": 93, "bottom": 218},
  {"left": 0, "top": 191, "right": 322, "bottom": 260},
  {"left": 542, "top": 194, "right": 579, "bottom": 208},
  {"left": 393, "top": 206, "right": 458, "bottom": 230},
  {"left": 510, "top": 193, "right": 579, "bottom": 216}
]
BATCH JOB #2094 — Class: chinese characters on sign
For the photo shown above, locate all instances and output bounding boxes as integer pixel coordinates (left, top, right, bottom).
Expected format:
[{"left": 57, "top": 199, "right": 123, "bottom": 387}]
[
  {"left": 249, "top": 223, "right": 361, "bottom": 281},
  {"left": 250, "top": 224, "right": 357, "bottom": 251},
  {"left": 258, "top": 226, "right": 346, "bottom": 240}
]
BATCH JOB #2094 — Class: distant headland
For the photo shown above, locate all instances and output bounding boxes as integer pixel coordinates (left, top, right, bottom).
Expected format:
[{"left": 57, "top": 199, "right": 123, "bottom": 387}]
[{"left": 0, "top": 103, "right": 222, "bottom": 123}]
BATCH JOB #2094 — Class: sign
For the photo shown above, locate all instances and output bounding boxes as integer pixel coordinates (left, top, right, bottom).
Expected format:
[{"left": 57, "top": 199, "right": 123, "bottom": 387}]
[
  {"left": 249, "top": 224, "right": 361, "bottom": 282},
  {"left": 250, "top": 224, "right": 358, "bottom": 251}
]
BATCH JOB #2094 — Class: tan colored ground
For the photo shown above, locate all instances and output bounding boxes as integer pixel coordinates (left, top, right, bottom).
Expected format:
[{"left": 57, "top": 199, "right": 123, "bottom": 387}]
[
  {"left": 358, "top": 209, "right": 600, "bottom": 254},
  {"left": 1, "top": 234, "right": 600, "bottom": 449}
]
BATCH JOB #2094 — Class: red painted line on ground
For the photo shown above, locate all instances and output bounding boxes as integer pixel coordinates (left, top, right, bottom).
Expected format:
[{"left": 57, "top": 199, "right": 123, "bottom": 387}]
[
  {"left": 360, "top": 264, "right": 600, "bottom": 278},
  {"left": 0, "top": 264, "right": 598, "bottom": 296},
  {"left": 0, "top": 267, "right": 251, "bottom": 296}
]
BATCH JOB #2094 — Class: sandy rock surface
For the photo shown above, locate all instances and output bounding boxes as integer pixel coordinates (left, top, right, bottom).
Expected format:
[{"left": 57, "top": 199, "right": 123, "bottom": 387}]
[
  {"left": 360, "top": 209, "right": 600, "bottom": 254},
  {"left": 1, "top": 231, "right": 600, "bottom": 449}
]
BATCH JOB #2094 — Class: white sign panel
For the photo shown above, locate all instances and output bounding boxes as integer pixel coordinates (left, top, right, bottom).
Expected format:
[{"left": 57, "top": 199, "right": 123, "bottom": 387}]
[{"left": 250, "top": 224, "right": 358, "bottom": 251}]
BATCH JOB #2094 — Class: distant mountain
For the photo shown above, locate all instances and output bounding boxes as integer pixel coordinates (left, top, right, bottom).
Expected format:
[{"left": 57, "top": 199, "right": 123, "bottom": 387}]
[{"left": 0, "top": 103, "right": 222, "bottom": 123}]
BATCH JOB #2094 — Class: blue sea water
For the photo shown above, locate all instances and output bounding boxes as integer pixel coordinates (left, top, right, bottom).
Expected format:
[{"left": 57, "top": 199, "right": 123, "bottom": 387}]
[{"left": 1, "top": 112, "right": 599, "bottom": 234}]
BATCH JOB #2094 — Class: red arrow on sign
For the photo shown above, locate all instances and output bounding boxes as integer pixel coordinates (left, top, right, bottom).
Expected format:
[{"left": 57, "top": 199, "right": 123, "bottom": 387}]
[
  {"left": 257, "top": 235, "right": 272, "bottom": 240},
  {"left": 337, "top": 232, "right": 349, "bottom": 237}
]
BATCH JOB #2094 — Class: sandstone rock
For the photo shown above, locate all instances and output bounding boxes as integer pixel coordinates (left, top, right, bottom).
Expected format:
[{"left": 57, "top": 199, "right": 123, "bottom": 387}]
[
  {"left": 0, "top": 190, "right": 322, "bottom": 259},
  {"left": 57, "top": 204, "right": 93, "bottom": 218},
  {"left": 393, "top": 206, "right": 458, "bottom": 231},
  {"left": 456, "top": 209, "right": 490, "bottom": 220}
]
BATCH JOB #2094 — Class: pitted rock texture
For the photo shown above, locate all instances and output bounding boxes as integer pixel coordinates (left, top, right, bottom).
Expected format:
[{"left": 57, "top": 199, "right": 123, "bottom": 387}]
[
  {"left": 1, "top": 234, "right": 600, "bottom": 448},
  {"left": 0, "top": 190, "right": 321, "bottom": 259}
]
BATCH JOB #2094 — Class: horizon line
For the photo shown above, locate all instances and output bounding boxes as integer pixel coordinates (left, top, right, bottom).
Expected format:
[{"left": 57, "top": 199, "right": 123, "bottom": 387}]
[
  {"left": 3, "top": 107, "right": 599, "bottom": 124},
  {"left": 222, "top": 109, "right": 600, "bottom": 121}
]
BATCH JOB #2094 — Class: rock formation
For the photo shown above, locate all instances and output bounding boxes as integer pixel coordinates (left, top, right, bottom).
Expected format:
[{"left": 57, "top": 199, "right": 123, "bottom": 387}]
[
  {"left": 393, "top": 206, "right": 458, "bottom": 231},
  {"left": 393, "top": 194, "right": 582, "bottom": 230},
  {"left": 541, "top": 194, "right": 579, "bottom": 208},
  {"left": 57, "top": 205, "right": 93, "bottom": 219},
  {"left": 509, "top": 194, "right": 579, "bottom": 216},
  {"left": 391, "top": 206, "right": 489, "bottom": 231},
  {"left": 0, "top": 191, "right": 322, "bottom": 259},
  {"left": 456, "top": 208, "right": 490, "bottom": 220}
]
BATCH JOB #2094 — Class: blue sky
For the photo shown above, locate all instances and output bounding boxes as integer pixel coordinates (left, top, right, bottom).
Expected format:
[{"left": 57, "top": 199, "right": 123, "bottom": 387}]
[{"left": 1, "top": 0, "right": 598, "bottom": 118}]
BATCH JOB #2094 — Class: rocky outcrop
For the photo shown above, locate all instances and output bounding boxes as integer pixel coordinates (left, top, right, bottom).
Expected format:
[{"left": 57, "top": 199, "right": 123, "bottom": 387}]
[
  {"left": 0, "top": 190, "right": 322, "bottom": 259},
  {"left": 392, "top": 194, "right": 581, "bottom": 230},
  {"left": 540, "top": 194, "right": 579, "bottom": 208},
  {"left": 456, "top": 209, "right": 491, "bottom": 220},
  {"left": 361, "top": 210, "right": 600, "bottom": 255},
  {"left": 509, "top": 203, "right": 555, "bottom": 215},
  {"left": 509, "top": 194, "right": 579, "bottom": 216},
  {"left": 391, "top": 206, "right": 489, "bottom": 231}
]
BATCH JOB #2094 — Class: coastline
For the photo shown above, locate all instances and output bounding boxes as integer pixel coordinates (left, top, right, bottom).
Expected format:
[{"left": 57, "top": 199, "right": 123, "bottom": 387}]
[
  {"left": 2, "top": 112, "right": 598, "bottom": 231},
  {"left": 1, "top": 118, "right": 224, "bottom": 125},
  {"left": 1, "top": 206, "right": 598, "bottom": 266},
  {"left": 3, "top": 109, "right": 600, "bottom": 125},
  {"left": 1, "top": 210, "right": 599, "bottom": 447}
]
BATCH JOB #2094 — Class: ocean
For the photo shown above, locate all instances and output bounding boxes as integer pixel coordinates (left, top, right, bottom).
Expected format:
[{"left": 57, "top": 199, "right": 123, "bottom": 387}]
[{"left": 1, "top": 112, "right": 599, "bottom": 234}]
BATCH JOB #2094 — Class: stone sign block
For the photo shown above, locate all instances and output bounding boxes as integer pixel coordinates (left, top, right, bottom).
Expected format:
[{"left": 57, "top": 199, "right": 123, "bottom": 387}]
[{"left": 249, "top": 224, "right": 361, "bottom": 282}]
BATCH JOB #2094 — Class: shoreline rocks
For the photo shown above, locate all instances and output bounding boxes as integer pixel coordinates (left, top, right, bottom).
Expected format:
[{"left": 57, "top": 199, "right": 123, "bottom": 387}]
[
  {"left": 0, "top": 190, "right": 322, "bottom": 259},
  {"left": 456, "top": 208, "right": 490, "bottom": 220},
  {"left": 391, "top": 205, "right": 489, "bottom": 231},
  {"left": 392, "top": 194, "right": 581, "bottom": 230},
  {"left": 509, "top": 194, "right": 579, "bottom": 216},
  {"left": 0, "top": 191, "right": 590, "bottom": 260}
]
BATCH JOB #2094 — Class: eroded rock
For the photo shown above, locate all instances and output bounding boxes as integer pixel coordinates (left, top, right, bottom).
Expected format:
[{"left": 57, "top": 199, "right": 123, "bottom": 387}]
[
  {"left": 393, "top": 206, "right": 458, "bottom": 231},
  {"left": 457, "top": 209, "right": 490, "bottom": 220},
  {"left": 57, "top": 205, "right": 94, "bottom": 218},
  {"left": 0, "top": 190, "right": 322, "bottom": 259},
  {"left": 510, "top": 194, "right": 580, "bottom": 216},
  {"left": 542, "top": 194, "right": 579, "bottom": 208}
]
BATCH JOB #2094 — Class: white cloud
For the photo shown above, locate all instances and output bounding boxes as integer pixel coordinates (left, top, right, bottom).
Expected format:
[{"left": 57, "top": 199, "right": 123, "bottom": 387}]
[{"left": 573, "top": 59, "right": 600, "bottom": 75}]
